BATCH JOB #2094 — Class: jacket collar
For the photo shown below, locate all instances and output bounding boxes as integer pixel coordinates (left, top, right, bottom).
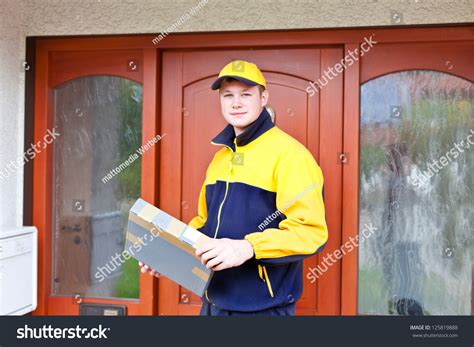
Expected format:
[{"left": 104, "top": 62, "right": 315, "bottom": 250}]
[{"left": 211, "top": 107, "right": 274, "bottom": 150}]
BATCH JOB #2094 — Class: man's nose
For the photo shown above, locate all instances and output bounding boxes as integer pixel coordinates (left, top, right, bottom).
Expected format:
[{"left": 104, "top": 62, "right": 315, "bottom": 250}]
[{"left": 232, "top": 97, "right": 242, "bottom": 108}]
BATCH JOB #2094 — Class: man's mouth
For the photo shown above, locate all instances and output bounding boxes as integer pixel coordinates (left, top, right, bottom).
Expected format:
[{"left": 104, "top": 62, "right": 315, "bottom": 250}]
[{"left": 230, "top": 112, "right": 247, "bottom": 116}]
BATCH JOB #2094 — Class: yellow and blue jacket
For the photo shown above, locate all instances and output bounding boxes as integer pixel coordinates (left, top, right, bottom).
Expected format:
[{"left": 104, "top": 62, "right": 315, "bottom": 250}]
[{"left": 189, "top": 108, "right": 328, "bottom": 312}]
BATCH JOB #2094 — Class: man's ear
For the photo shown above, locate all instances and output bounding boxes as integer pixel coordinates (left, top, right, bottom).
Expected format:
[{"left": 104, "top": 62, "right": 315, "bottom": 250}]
[{"left": 261, "top": 89, "right": 269, "bottom": 107}]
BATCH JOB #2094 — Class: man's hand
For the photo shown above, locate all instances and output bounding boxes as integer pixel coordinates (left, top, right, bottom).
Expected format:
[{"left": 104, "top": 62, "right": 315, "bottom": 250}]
[
  {"left": 138, "top": 261, "right": 161, "bottom": 278},
  {"left": 195, "top": 238, "right": 254, "bottom": 271}
]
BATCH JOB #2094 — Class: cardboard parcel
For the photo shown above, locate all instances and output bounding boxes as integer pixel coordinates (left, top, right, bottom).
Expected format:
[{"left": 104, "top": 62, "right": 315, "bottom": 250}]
[{"left": 124, "top": 198, "right": 213, "bottom": 297}]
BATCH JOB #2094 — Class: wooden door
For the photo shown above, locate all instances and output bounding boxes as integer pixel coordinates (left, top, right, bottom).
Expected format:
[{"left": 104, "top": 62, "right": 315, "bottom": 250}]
[
  {"left": 342, "top": 40, "right": 474, "bottom": 315},
  {"left": 159, "top": 48, "right": 343, "bottom": 315},
  {"left": 33, "top": 47, "right": 158, "bottom": 315}
]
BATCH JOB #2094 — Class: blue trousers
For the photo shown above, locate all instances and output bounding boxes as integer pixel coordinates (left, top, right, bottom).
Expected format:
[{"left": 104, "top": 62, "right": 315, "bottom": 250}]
[{"left": 199, "top": 301, "right": 296, "bottom": 316}]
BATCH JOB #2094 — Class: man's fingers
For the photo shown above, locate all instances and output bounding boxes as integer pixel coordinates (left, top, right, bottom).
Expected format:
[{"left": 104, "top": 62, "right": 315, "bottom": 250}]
[
  {"left": 138, "top": 262, "right": 162, "bottom": 277},
  {"left": 200, "top": 248, "right": 220, "bottom": 265},
  {"left": 138, "top": 265, "right": 161, "bottom": 278},
  {"left": 150, "top": 268, "right": 161, "bottom": 278},
  {"left": 206, "top": 255, "right": 224, "bottom": 269},
  {"left": 195, "top": 240, "right": 217, "bottom": 257},
  {"left": 212, "top": 262, "right": 232, "bottom": 271},
  {"left": 212, "top": 262, "right": 230, "bottom": 271}
]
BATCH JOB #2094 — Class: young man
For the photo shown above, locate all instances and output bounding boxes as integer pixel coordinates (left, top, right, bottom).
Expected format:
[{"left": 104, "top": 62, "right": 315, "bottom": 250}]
[{"left": 141, "top": 60, "right": 328, "bottom": 316}]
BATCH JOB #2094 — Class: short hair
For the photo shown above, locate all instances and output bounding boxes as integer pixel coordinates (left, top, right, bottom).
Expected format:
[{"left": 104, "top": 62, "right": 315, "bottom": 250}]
[{"left": 220, "top": 77, "right": 265, "bottom": 95}]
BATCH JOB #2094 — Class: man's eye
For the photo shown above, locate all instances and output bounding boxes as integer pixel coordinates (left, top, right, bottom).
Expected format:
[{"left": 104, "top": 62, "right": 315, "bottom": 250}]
[
  {"left": 223, "top": 94, "right": 232, "bottom": 98},
  {"left": 242, "top": 93, "right": 252, "bottom": 97}
]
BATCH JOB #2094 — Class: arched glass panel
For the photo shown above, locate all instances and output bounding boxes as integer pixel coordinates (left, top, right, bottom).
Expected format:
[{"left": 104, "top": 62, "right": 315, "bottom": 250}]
[
  {"left": 359, "top": 71, "right": 473, "bottom": 315},
  {"left": 52, "top": 76, "right": 142, "bottom": 299}
]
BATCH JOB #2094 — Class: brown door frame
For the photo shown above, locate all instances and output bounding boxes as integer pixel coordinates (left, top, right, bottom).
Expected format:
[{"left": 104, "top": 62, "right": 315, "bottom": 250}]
[{"left": 30, "top": 25, "right": 473, "bottom": 315}]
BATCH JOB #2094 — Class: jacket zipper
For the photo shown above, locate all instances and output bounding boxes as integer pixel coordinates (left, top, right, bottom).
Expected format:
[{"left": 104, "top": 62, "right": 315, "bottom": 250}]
[
  {"left": 212, "top": 138, "right": 235, "bottom": 239},
  {"left": 207, "top": 138, "right": 274, "bottom": 300},
  {"left": 213, "top": 162, "right": 232, "bottom": 238},
  {"left": 205, "top": 139, "right": 235, "bottom": 302}
]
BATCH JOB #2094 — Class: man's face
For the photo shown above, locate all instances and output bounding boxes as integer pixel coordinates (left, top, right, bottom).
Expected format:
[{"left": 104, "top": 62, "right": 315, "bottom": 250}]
[{"left": 219, "top": 80, "right": 269, "bottom": 136}]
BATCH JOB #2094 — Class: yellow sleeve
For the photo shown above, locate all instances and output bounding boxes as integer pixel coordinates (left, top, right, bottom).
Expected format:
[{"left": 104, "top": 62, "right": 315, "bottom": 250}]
[
  {"left": 188, "top": 181, "right": 208, "bottom": 231},
  {"left": 188, "top": 152, "right": 220, "bottom": 231},
  {"left": 244, "top": 147, "right": 328, "bottom": 263}
]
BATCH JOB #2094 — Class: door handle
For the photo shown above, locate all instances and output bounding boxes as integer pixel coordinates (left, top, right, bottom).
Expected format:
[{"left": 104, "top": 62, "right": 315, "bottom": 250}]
[{"left": 61, "top": 224, "right": 82, "bottom": 232}]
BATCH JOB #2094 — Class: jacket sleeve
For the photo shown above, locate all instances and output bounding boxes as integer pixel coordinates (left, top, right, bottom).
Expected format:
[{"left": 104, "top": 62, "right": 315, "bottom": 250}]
[
  {"left": 244, "top": 146, "right": 328, "bottom": 265},
  {"left": 188, "top": 181, "right": 208, "bottom": 232}
]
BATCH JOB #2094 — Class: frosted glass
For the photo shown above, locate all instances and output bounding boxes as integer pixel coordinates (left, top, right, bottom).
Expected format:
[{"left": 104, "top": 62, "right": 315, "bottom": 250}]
[
  {"left": 358, "top": 71, "right": 473, "bottom": 315},
  {"left": 52, "top": 76, "right": 142, "bottom": 299}
]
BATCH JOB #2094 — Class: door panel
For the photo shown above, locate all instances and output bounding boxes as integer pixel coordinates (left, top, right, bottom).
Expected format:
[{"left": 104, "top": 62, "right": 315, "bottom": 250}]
[
  {"left": 360, "top": 41, "right": 474, "bottom": 84},
  {"left": 341, "top": 39, "right": 474, "bottom": 315},
  {"left": 33, "top": 48, "right": 157, "bottom": 315},
  {"left": 359, "top": 71, "right": 473, "bottom": 315},
  {"left": 160, "top": 48, "right": 343, "bottom": 315},
  {"left": 52, "top": 76, "right": 142, "bottom": 299}
]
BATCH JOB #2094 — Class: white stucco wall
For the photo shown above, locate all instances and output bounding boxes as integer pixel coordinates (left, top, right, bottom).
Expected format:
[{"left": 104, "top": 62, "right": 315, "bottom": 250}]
[
  {"left": 0, "top": 0, "right": 27, "bottom": 228},
  {"left": 19, "top": 0, "right": 474, "bottom": 35},
  {"left": 0, "top": 0, "right": 472, "bottom": 228}
]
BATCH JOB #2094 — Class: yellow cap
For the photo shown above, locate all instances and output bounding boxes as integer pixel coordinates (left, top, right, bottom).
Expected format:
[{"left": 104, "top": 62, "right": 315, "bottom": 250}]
[{"left": 211, "top": 60, "right": 267, "bottom": 90}]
